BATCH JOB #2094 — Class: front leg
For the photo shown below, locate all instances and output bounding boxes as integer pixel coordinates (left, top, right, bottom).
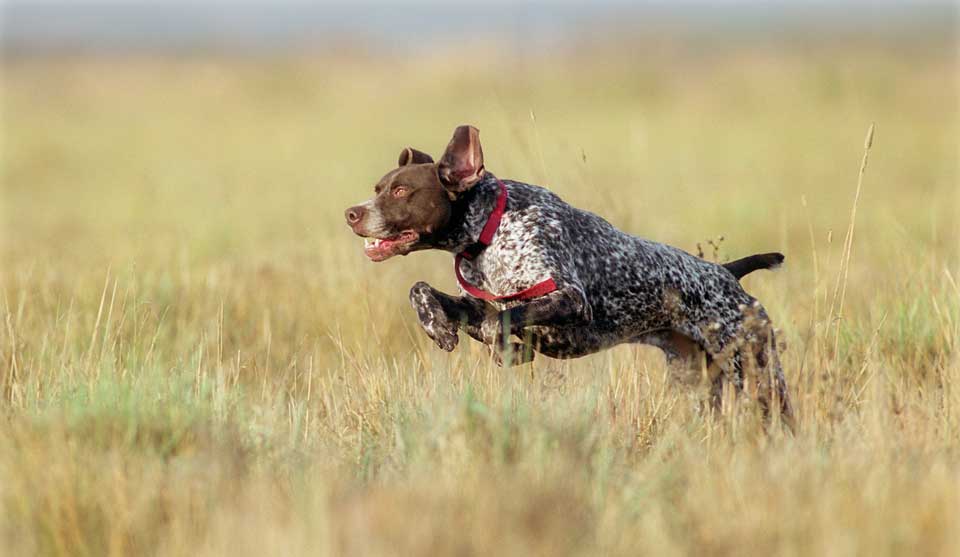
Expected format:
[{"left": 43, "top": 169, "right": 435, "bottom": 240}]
[
  {"left": 409, "top": 281, "right": 484, "bottom": 351},
  {"left": 481, "top": 285, "right": 592, "bottom": 348},
  {"left": 410, "top": 282, "right": 535, "bottom": 365}
]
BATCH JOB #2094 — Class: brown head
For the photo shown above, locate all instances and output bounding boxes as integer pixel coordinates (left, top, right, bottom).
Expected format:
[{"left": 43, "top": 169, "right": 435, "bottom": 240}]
[{"left": 344, "top": 125, "right": 485, "bottom": 261}]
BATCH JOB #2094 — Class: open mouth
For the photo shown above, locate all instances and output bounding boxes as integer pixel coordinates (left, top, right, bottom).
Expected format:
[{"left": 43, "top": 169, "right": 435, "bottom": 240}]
[{"left": 362, "top": 230, "right": 419, "bottom": 262}]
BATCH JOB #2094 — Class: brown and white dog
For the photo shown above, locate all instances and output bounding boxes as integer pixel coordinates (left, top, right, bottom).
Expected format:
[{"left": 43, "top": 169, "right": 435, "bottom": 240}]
[{"left": 346, "top": 125, "right": 791, "bottom": 419}]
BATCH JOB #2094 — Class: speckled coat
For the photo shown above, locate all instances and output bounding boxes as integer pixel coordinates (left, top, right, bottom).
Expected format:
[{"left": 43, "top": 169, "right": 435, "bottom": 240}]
[{"left": 410, "top": 172, "right": 791, "bottom": 417}]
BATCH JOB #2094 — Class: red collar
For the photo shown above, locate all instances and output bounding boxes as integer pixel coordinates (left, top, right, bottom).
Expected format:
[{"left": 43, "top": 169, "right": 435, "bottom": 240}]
[{"left": 454, "top": 180, "right": 558, "bottom": 302}]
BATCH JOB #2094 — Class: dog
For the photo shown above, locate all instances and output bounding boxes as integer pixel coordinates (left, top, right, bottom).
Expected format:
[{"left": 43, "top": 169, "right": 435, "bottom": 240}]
[{"left": 345, "top": 125, "right": 792, "bottom": 419}]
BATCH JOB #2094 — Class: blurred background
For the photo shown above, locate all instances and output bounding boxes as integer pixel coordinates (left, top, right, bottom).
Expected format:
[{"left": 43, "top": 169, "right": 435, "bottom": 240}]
[
  {"left": 5, "top": 1, "right": 956, "bottom": 54},
  {"left": 2, "top": 0, "right": 957, "bottom": 373},
  {"left": 3, "top": 0, "right": 956, "bottom": 345}
]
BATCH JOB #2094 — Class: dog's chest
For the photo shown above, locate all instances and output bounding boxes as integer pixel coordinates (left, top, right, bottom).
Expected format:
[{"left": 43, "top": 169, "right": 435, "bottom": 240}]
[{"left": 456, "top": 212, "right": 553, "bottom": 304}]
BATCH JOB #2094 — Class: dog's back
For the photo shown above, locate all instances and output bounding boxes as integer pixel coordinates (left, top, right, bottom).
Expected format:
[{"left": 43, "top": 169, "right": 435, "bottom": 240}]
[{"left": 462, "top": 177, "right": 760, "bottom": 346}]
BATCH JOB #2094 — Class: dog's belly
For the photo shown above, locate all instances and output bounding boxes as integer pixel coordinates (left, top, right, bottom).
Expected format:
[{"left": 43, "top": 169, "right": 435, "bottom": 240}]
[
  {"left": 520, "top": 286, "right": 704, "bottom": 360},
  {"left": 523, "top": 319, "right": 647, "bottom": 359}
]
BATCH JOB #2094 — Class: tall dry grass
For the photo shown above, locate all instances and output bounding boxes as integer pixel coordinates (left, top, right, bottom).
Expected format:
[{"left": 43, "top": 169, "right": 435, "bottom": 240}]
[{"left": 1, "top": 38, "right": 958, "bottom": 555}]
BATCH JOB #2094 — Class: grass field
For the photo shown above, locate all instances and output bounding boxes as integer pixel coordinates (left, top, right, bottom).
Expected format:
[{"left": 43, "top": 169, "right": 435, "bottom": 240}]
[{"left": 2, "top": 37, "right": 959, "bottom": 555}]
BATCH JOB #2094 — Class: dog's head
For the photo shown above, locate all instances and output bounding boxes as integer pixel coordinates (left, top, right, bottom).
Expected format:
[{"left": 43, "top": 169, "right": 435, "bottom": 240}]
[{"left": 345, "top": 125, "right": 485, "bottom": 262}]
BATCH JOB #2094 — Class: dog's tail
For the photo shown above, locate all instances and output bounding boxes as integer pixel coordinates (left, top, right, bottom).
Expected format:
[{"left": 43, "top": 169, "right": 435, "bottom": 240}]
[{"left": 723, "top": 252, "right": 784, "bottom": 280}]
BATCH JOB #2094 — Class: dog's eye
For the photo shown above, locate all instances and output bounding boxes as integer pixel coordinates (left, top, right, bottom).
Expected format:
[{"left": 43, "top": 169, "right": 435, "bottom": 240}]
[{"left": 392, "top": 186, "right": 409, "bottom": 197}]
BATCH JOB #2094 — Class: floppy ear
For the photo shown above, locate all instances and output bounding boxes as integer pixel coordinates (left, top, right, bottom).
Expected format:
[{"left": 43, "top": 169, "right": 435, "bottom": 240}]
[
  {"left": 438, "top": 125, "right": 484, "bottom": 194},
  {"left": 398, "top": 147, "right": 434, "bottom": 166}
]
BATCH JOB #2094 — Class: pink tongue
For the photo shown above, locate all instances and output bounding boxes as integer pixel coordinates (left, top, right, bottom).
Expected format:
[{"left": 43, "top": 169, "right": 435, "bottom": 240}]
[
  {"left": 382, "top": 232, "right": 415, "bottom": 248},
  {"left": 364, "top": 232, "right": 415, "bottom": 257},
  {"left": 364, "top": 238, "right": 398, "bottom": 257},
  {"left": 373, "top": 238, "right": 398, "bottom": 252}
]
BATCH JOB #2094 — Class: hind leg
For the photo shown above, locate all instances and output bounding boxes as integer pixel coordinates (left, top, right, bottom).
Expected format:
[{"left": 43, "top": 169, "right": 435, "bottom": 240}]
[
  {"left": 748, "top": 327, "right": 794, "bottom": 425},
  {"left": 706, "top": 329, "right": 793, "bottom": 428},
  {"left": 675, "top": 304, "right": 793, "bottom": 424}
]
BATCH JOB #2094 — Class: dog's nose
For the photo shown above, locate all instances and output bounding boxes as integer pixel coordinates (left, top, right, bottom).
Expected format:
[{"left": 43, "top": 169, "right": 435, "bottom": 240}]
[{"left": 345, "top": 205, "right": 366, "bottom": 225}]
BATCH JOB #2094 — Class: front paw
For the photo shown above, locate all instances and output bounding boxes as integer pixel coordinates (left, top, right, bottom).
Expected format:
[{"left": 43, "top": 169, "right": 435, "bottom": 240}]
[
  {"left": 409, "top": 282, "right": 459, "bottom": 352},
  {"left": 417, "top": 316, "right": 459, "bottom": 352},
  {"left": 430, "top": 326, "right": 459, "bottom": 352}
]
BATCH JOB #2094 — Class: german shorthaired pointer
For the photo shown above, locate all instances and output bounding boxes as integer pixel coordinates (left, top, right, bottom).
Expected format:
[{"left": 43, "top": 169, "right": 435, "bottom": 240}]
[{"left": 345, "top": 125, "right": 792, "bottom": 419}]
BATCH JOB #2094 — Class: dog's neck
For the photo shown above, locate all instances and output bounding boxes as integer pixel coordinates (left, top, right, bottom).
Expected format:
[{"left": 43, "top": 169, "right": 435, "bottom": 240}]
[{"left": 429, "top": 173, "right": 502, "bottom": 253}]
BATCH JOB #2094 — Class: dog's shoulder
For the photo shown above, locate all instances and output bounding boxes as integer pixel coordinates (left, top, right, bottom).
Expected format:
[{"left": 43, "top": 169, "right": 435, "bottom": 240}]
[{"left": 499, "top": 178, "right": 611, "bottom": 235}]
